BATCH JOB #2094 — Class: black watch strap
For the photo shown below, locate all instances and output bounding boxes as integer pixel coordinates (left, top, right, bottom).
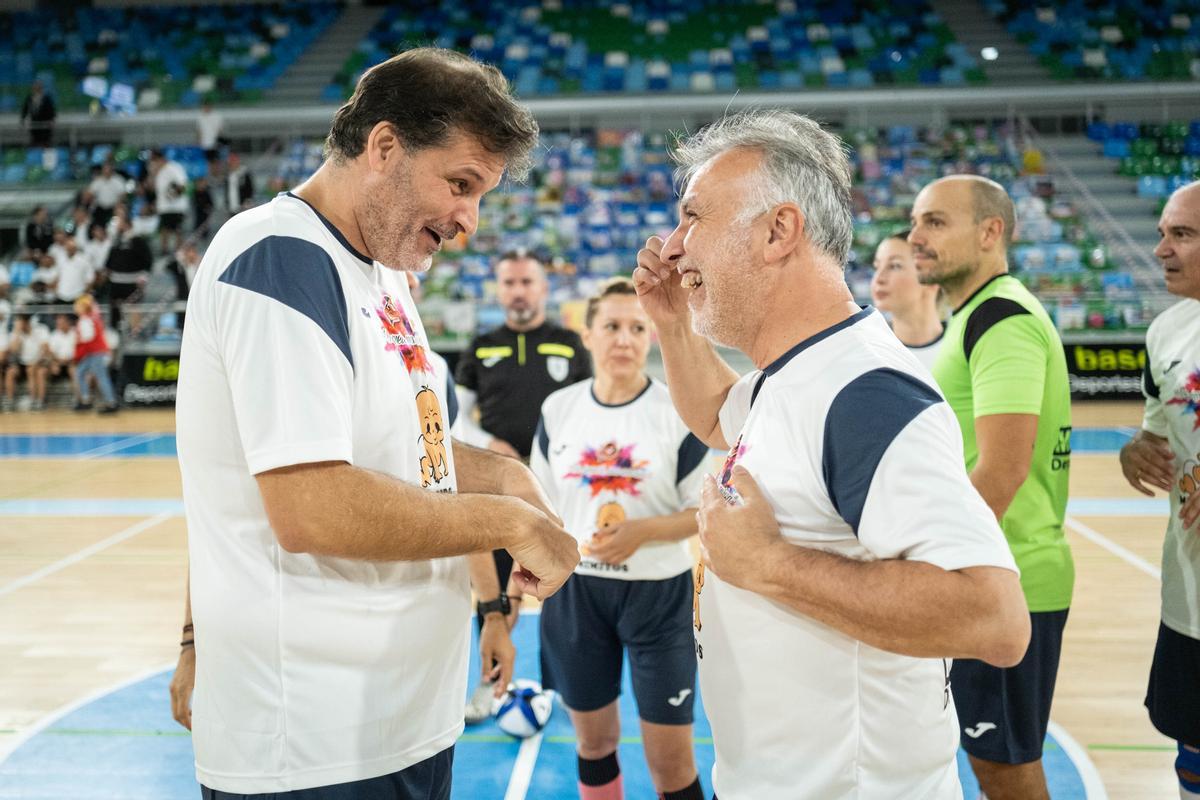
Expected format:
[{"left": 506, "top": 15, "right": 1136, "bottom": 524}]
[{"left": 476, "top": 595, "right": 511, "bottom": 617}]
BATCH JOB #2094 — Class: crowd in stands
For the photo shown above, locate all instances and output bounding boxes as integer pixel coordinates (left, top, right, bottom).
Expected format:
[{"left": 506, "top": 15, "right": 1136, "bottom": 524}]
[
  {"left": 0, "top": 136, "right": 262, "bottom": 413},
  {"left": 1090, "top": 119, "right": 1200, "bottom": 203}
]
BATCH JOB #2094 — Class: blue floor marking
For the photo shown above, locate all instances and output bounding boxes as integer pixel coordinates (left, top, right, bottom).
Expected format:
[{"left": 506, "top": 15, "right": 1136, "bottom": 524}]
[
  {"left": 1, "top": 617, "right": 1087, "bottom": 799},
  {"left": 0, "top": 428, "right": 1134, "bottom": 460}
]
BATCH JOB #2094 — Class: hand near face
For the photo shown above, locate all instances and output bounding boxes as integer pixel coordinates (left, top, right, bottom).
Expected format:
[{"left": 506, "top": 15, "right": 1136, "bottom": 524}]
[{"left": 633, "top": 236, "right": 689, "bottom": 329}]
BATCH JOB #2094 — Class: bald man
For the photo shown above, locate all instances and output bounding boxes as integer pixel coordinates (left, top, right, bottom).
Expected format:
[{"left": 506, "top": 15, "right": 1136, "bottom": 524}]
[
  {"left": 1119, "top": 181, "right": 1200, "bottom": 799},
  {"left": 910, "top": 176, "right": 1074, "bottom": 800}
]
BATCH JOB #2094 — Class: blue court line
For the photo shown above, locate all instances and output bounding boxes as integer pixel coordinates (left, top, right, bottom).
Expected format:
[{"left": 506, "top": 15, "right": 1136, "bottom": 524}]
[
  {"left": 0, "top": 428, "right": 1136, "bottom": 459},
  {"left": 1067, "top": 498, "right": 1169, "bottom": 517},
  {"left": 0, "top": 499, "right": 186, "bottom": 517},
  {"left": 0, "top": 618, "right": 1090, "bottom": 800}
]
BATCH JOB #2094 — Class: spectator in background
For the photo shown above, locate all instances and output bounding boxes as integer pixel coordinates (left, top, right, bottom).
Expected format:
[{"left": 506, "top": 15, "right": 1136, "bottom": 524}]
[
  {"left": 84, "top": 223, "right": 112, "bottom": 274},
  {"left": 196, "top": 101, "right": 224, "bottom": 162},
  {"left": 168, "top": 241, "right": 202, "bottom": 301},
  {"left": 47, "top": 313, "right": 78, "bottom": 405},
  {"left": 66, "top": 205, "right": 92, "bottom": 248},
  {"left": 4, "top": 314, "right": 50, "bottom": 411},
  {"left": 225, "top": 152, "right": 254, "bottom": 213},
  {"left": 28, "top": 255, "right": 58, "bottom": 304},
  {"left": 131, "top": 201, "right": 159, "bottom": 238},
  {"left": 20, "top": 80, "right": 56, "bottom": 147},
  {"left": 148, "top": 149, "right": 190, "bottom": 254},
  {"left": 72, "top": 295, "right": 117, "bottom": 414},
  {"left": 192, "top": 176, "right": 215, "bottom": 236},
  {"left": 54, "top": 238, "right": 95, "bottom": 304},
  {"left": 46, "top": 228, "right": 69, "bottom": 265},
  {"left": 102, "top": 215, "right": 152, "bottom": 331},
  {"left": 24, "top": 206, "right": 54, "bottom": 257},
  {"left": 88, "top": 162, "right": 127, "bottom": 228},
  {"left": 0, "top": 267, "right": 11, "bottom": 322}
]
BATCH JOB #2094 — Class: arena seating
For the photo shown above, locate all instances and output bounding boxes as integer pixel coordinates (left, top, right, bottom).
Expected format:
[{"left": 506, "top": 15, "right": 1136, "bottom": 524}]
[
  {"left": 324, "top": 0, "right": 983, "bottom": 102},
  {"left": 0, "top": 1, "right": 339, "bottom": 113},
  {"left": 985, "top": 0, "right": 1200, "bottom": 81},
  {"left": 1087, "top": 119, "right": 1200, "bottom": 200},
  {"left": 0, "top": 143, "right": 209, "bottom": 184}
]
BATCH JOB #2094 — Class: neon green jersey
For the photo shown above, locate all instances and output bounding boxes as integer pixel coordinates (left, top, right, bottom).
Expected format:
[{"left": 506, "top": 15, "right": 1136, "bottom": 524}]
[{"left": 931, "top": 274, "right": 1074, "bottom": 612}]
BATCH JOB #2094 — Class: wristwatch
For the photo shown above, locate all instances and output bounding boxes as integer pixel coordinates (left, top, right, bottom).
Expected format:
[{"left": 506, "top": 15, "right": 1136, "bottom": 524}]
[{"left": 476, "top": 594, "right": 511, "bottom": 618}]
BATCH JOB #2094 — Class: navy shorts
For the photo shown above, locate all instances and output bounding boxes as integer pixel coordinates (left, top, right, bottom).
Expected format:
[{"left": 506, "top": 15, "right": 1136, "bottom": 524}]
[
  {"left": 200, "top": 746, "right": 453, "bottom": 800},
  {"left": 540, "top": 570, "right": 696, "bottom": 725},
  {"left": 1145, "top": 621, "right": 1200, "bottom": 747},
  {"left": 951, "top": 609, "right": 1068, "bottom": 764}
]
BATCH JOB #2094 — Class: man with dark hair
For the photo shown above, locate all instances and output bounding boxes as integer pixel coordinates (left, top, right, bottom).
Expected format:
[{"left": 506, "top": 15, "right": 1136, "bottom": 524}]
[
  {"left": 910, "top": 175, "right": 1073, "bottom": 800},
  {"left": 454, "top": 249, "right": 592, "bottom": 721},
  {"left": 174, "top": 47, "right": 576, "bottom": 799},
  {"left": 20, "top": 80, "right": 55, "bottom": 147}
]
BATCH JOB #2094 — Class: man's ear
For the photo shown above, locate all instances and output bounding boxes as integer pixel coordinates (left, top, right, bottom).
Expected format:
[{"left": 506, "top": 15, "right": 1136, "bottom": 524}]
[
  {"left": 364, "top": 121, "right": 403, "bottom": 173},
  {"left": 763, "top": 203, "right": 804, "bottom": 263}
]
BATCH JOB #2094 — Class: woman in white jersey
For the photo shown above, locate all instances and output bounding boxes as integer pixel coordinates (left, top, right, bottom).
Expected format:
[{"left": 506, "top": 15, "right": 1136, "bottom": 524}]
[
  {"left": 871, "top": 230, "right": 944, "bottom": 370},
  {"left": 532, "top": 278, "right": 708, "bottom": 800}
]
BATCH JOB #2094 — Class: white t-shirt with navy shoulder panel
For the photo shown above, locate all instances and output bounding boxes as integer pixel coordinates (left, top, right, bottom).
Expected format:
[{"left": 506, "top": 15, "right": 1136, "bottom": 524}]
[
  {"left": 176, "top": 192, "right": 467, "bottom": 794},
  {"left": 531, "top": 378, "right": 709, "bottom": 581},
  {"left": 1141, "top": 298, "right": 1200, "bottom": 640},
  {"left": 702, "top": 307, "right": 1018, "bottom": 800}
]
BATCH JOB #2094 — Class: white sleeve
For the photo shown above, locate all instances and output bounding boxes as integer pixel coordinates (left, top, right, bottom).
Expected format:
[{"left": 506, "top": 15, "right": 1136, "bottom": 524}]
[
  {"left": 675, "top": 425, "right": 710, "bottom": 509},
  {"left": 528, "top": 410, "right": 560, "bottom": 513},
  {"left": 452, "top": 385, "right": 493, "bottom": 448},
  {"left": 212, "top": 243, "right": 355, "bottom": 476},
  {"left": 858, "top": 404, "right": 1018, "bottom": 574},
  {"left": 717, "top": 371, "right": 762, "bottom": 445}
]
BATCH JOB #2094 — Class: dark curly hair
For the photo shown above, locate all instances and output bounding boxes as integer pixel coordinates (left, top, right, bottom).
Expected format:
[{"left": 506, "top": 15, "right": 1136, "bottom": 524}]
[{"left": 324, "top": 47, "right": 538, "bottom": 181}]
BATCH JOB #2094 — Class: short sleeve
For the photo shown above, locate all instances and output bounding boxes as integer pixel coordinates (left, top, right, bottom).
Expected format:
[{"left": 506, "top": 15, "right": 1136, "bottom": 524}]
[
  {"left": 717, "top": 371, "right": 764, "bottom": 445},
  {"left": 455, "top": 338, "right": 481, "bottom": 391},
  {"left": 675, "top": 430, "right": 709, "bottom": 508},
  {"left": 857, "top": 402, "right": 1019, "bottom": 574},
  {"left": 1142, "top": 340, "right": 1169, "bottom": 437},
  {"left": 529, "top": 411, "right": 560, "bottom": 512},
  {"left": 214, "top": 236, "right": 355, "bottom": 475},
  {"left": 966, "top": 300, "right": 1047, "bottom": 417}
]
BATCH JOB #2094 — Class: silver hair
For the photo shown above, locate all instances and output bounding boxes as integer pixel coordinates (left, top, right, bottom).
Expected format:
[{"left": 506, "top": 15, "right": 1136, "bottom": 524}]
[{"left": 672, "top": 109, "right": 854, "bottom": 265}]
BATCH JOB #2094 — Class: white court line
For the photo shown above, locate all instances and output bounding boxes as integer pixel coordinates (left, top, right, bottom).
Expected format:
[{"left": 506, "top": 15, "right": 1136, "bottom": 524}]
[
  {"left": 76, "top": 432, "right": 164, "bottom": 459},
  {"left": 1048, "top": 720, "right": 1109, "bottom": 800},
  {"left": 0, "top": 662, "right": 175, "bottom": 764},
  {"left": 502, "top": 730, "right": 544, "bottom": 800},
  {"left": 1064, "top": 515, "right": 1161, "bottom": 580},
  {"left": 0, "top": 511, "right": 174, "bottom": 599}
]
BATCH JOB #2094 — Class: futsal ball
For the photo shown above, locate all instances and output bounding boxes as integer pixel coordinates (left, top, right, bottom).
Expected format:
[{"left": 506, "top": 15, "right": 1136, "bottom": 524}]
[{"left": 493, "top": 679, "right": 553, "bottom": 738}]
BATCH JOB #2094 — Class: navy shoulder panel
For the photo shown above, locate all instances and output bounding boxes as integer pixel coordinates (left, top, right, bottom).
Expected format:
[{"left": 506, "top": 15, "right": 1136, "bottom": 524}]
[
  {"left": 535, "top": 414, "right": 550, "bottom": 460},
  {"left": 676, "top": 433, "right": 709, "bottom": 485},
  {"left": 444, "top": 368, "right": 459, "bottom": 426},
  {"left": 822, "top": 368, "right": 943, "bottom": 534},
  {"left": 218, "top": 235, "right": 352, "bottom": 368},
  {"left": 962, "top": 296, "right": 1031, "bottom": 362}
]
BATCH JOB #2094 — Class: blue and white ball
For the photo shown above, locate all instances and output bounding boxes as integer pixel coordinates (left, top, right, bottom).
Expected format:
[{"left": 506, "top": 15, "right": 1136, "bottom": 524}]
[{"left": 492, "top": 679, "right": 554, "bottom": 738}]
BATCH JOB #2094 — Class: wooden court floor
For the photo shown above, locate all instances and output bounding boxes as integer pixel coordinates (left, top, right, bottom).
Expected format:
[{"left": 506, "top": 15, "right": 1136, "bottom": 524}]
[{"left": 0, "top": 401, "right": 1182, "bottom": 798}]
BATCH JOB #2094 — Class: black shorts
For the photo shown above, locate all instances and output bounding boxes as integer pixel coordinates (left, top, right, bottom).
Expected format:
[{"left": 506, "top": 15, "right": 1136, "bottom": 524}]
[
  {"left": 159, "top": 212, "right": 185, "bottom": 232},
  {"left": 540, "top": 570, "right": 696, "bottom": 725},
  {"left": 1146, "top": 621, "right": 1200, "bottom": 746},
  {"left": 201, "top": 746, "right": 453, "bottom": 800},
  {"left": 951, "top": 608, "right": 1068, "bottom": 764}
]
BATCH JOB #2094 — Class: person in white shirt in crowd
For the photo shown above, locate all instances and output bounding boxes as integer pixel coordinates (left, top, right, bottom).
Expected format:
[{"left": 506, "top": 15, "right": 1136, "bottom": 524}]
[
  {"left": 871, "top": 229, "right": 944, "bottom": 371},
  {"left": 225, "top": 152, "right": 255, "bottom": 214},
  {"left": 84, "top": 223, "right": 112, "bottom": 274},
  {"left": 197, "top": 101, "right": 224, "bottom": 162},
  {"left": 148, "top": 149, "right": 190, "bottom": 254},
  {"left": 633, "top": 109, "right": 1031, "bottom": 800},
  {"left": 46, "top": 312, "right": 78, "bottom": 404},
  {"left": 27, "top": 254, "right": 58, "bottom": 304},
  {"left": 131, "top": 201, "right": 160, "bottom": 239},
  {"left": 88, "top": 161, "right": 127, "bottom": 228},
  {"left": 531, "top": 278, "right": 709, "bottom": 800},
  {"left": 53, "top": 237, "right": 95, "bottom": 304},
  {"left": 4, "top": 314, "right": 51, "bottom": 411},
  {"left": 46, "top": 228, "right": 69, "bottom": 266}
]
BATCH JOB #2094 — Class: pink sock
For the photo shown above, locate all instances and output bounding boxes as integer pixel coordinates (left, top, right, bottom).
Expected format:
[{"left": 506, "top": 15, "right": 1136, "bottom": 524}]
[{"left": 578, "top": 774, "right": 623, "bottom": 800}]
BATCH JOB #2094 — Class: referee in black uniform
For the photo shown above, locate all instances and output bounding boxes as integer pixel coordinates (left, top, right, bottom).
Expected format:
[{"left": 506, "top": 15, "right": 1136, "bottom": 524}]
[{"left": 456, "top": 250, "right": 591, "bottom": 720}]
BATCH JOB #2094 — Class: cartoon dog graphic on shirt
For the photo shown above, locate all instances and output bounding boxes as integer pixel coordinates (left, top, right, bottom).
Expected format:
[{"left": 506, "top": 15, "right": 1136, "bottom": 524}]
[{"left": 415, "top": 387, "right": 448, "bottom": 487}]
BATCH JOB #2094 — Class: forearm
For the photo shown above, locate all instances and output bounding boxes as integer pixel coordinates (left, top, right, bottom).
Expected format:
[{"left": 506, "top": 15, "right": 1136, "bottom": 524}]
[
  {"left": 657, "top": 323, "right": 739, "bottom": 449},
  {"left": 968, "top": 463, "right": 1025, "bottom": 520},
  {"left": 758, "top": 542, "right": 1028, "bottom": 665},
  {"left": 637, "top": 509, "right": 698, "bottom": 543},
  {"left": 453, "top": 437, "right": 522, "bottom": 494},
  {"left": 259, "top": 461, "right": 522, "bottom": 560},
  {"left": 468, "top": 551, "right": 502, "bottom": 599}
]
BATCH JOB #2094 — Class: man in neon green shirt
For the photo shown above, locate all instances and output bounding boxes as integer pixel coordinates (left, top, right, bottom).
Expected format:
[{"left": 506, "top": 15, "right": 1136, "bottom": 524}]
[{"left": 910, "top": 175, "right": 1074, "bottom": 800}]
